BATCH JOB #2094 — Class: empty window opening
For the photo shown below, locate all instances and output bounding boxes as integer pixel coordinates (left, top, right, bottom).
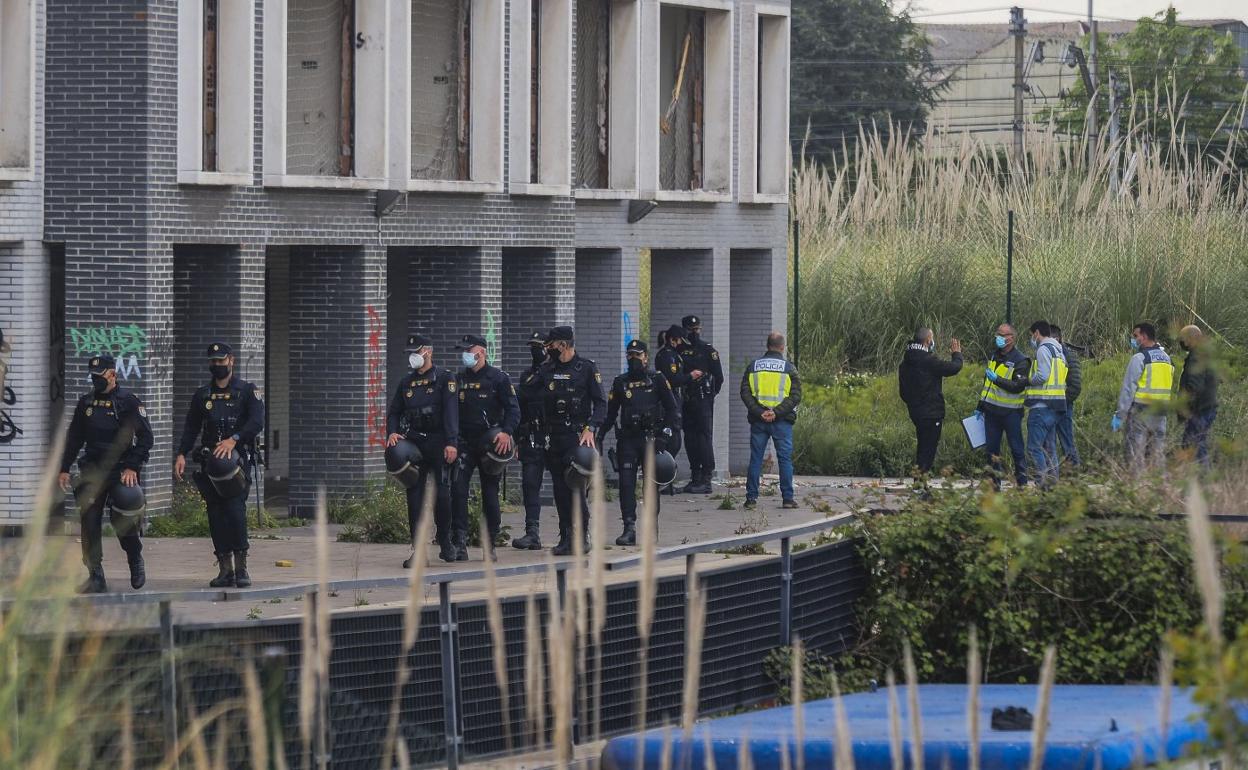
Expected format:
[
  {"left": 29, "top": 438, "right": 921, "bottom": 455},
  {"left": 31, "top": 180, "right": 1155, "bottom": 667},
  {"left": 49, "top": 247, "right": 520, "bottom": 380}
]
[
  {"left": 756, "top": 14, "right": 788, "bottom": 196},
  {"left": 202, "top": 0, "right": 218, "bottom": 171},
  {"left": 411, "top": 0, "right": 471, "bottom": 181},
  {"left": 574, "top": 0, "right": 610, "bottom": 188},
  {"left": 530, "top": 0, "right": 541, "bottom": 183},
  {"left": 658, "top": 6, "right": 704, "bottom": 191},
  {"left": 0, "top": 0, "right": 34, "bottom": 171},
  {"left": 286, "top": 0, "right": 355, "bottom": 176}
]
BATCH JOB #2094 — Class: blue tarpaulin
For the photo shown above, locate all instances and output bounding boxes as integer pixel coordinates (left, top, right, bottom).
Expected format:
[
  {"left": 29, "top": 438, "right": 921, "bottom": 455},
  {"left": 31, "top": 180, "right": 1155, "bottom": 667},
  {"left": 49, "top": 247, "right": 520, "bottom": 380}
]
[{"left": 601, "top": 685, "right": 1213, "bottom": 770}]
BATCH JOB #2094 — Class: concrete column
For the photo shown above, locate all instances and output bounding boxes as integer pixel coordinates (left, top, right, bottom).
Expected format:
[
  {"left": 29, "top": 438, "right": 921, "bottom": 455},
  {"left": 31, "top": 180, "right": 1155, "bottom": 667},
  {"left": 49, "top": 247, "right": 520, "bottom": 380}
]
[
  {"left": 0, "top": 243, "right": 51, "bottom": 522},
  {"left": 574, "top": 247, "right": 639, "bottom": 375},
  {"left": 728, "top": 249, "right": 780, "bottom": 474},
  {"left": 501, "top": 248, "right": 562, "bottom": 377}
]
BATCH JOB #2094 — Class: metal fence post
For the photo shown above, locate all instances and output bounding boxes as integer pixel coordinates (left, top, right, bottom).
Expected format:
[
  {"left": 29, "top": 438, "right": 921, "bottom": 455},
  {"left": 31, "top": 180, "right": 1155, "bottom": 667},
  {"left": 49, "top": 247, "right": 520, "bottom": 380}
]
[
  {"left": 159, "top": 600, "right": 179, "bottom": 769},
  {"left": 438, "top": 582, "right": 462, "bottom": 769},
  {"left": 779, "top": 537, "right": 793, "bottom": 645}
]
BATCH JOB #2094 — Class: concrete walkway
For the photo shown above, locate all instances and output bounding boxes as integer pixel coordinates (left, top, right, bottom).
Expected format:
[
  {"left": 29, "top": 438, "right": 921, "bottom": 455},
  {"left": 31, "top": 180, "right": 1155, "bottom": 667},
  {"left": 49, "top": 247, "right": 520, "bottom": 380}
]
[{"left": 2, "top": 475, "right": 907, "bottom": 625}]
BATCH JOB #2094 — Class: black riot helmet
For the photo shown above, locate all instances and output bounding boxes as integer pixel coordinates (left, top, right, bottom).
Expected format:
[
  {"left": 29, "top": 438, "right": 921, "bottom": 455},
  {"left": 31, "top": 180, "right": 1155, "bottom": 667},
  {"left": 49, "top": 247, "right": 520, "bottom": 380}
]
[
  {"left": 563, "top": 445, "right": 598, "bottom": 490},
  {"left": 206, "top": 450, "right": 248, "bottom": 497},
  {"left": 108, "top": 482, "right": 146, "bottom": 520},
  {"left": 477, "top": 427, "right": 517, "bottom": 476},
  {"left": 384, "top": 439, "right": 425, "bottom": 489},
  {"left": 651, "top": 450, "right": 678, "bottom": 489}
]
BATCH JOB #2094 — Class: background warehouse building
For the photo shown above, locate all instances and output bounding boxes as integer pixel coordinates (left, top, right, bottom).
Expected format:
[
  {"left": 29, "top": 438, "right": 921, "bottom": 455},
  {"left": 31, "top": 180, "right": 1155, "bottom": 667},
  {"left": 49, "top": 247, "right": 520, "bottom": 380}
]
[{"left": 0, "top": 0, "right": 791, "bottom": 521}]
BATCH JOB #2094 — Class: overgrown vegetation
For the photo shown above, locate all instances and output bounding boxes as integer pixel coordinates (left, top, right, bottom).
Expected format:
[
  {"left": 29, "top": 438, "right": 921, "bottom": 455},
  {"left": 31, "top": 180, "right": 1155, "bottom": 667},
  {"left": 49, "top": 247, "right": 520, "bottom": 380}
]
[
  {"left": 769, "top": 481, "right": 1248, "bottom": 699},
  {"left": 331, "top": 476, "right": 509, "bottom": 547},
  {"left": 145, "top": 480, "right": 283, "bottom": 537}
]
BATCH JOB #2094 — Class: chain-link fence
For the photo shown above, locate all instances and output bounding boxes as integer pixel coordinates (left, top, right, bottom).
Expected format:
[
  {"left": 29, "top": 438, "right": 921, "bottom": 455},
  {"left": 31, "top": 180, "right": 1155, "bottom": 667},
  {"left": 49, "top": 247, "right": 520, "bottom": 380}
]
[
  {"left": 285, "top": 0, "right": 348, "bottom": 176},
  {"left": 8, "top": 533, "right": 864, "bottom": 768},
  {"left": 658, "top": 5, "right": 704, "bottom": 191},
  {"left": 574, "top": 0, "right": 610, "bottom": 189},
  {"left": 411, "top": 0, "right": 469, "bottom": 181}
]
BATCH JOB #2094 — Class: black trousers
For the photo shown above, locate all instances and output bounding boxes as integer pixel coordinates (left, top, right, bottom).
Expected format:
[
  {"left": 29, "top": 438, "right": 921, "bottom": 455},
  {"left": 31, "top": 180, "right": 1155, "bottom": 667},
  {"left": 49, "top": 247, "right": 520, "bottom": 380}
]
[
  {"left": 681, "top": 396, "right": 715, "bottom": 477},
  {"left": 518, "top": 443, "right": 545, "bottom": 531},
  {"left": 545, "top": 432, "right": 589, "bottom": 537},
  {"left": 453, "top": 450, "right": 502, "bottom": 545},
  {"left": 912, "top": 418, "right": 943, "bottom": 474},
  {"left": 76, "top": 472, "right": 142, "bottom": 567},
  {"left": 617, "top": 433, "right": 661, "bottom": 526},
  {"left": 192, "top": 468, "right": 250, "bottom": 554}
]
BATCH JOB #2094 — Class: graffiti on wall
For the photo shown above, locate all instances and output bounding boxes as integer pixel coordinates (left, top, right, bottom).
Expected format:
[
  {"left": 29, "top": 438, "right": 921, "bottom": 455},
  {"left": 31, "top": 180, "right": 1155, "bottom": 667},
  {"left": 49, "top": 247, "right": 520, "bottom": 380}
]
[
  {"left": 484, "top": 308, "right": 498, "bottom": 363},
  {"left": 1, "top": 386, "right": 20, "bottom": 445},
  {"left": 65, "top": 322, "right": 175, "bottom": 383},
  {"left": 364, "top": 305, "right": 386, "bottom": 448}
]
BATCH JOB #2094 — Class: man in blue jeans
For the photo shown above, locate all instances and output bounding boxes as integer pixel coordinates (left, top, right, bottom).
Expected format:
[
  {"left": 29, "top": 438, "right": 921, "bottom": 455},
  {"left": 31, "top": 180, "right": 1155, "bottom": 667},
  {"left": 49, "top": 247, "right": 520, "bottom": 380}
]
[
  {"left": 740, "top": 333, "right": 802, "bottom": 509},
  {"left": 1023, "top": 320, "right": 1069, "bottom": 488}
]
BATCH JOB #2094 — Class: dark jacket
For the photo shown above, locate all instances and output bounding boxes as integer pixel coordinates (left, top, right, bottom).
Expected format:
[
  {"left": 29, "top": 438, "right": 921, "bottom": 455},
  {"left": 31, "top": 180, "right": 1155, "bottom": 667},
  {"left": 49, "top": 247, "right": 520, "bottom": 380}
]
[
  {"left": 739, "top": 351, "right": 802, "bottom": 425},
  {"left": 898, "top": 344, "right": 963, "bottom": 421},
  {"left": 1063, "top": 344, "right": 1082, "bottom": 403},
  {"left": 1179, "top": 345, "right": 1219, "bottom": 417}
]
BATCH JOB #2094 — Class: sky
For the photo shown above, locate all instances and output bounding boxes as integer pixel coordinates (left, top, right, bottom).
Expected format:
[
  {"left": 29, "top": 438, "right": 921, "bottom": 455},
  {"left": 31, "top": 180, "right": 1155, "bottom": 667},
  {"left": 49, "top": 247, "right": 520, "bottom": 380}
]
[{"left": 905, "top": 0, "right": 1247, "bottom": 25}]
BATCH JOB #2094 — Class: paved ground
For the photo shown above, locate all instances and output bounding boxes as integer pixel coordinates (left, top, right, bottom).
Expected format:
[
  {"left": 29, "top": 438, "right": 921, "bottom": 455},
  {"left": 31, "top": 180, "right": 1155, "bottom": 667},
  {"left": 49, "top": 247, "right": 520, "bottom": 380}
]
[{"left": 3, "top": 475, "right": 913, "bottom": 625}]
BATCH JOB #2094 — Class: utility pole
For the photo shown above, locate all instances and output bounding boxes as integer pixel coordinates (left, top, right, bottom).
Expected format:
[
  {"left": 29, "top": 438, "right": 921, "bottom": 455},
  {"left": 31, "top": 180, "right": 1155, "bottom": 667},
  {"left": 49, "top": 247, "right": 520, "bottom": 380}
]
[
  {"left": 1088, "top": 3, "right": 1099, "bottom": 164},
  {"left": 1010, "top": 7, "right": 1026, "bottom": 170}
]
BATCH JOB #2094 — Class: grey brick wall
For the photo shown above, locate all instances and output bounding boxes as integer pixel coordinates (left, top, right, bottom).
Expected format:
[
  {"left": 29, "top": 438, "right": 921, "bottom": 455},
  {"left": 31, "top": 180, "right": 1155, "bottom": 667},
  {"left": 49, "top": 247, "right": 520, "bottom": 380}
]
[{"left": 6, "top": 0, "right": 788, "bottom": 522}]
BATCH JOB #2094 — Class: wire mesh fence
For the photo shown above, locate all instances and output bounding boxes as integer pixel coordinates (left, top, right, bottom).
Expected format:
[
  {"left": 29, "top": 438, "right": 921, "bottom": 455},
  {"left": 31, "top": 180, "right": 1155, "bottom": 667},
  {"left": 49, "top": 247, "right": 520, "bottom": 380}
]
[
  {"left": 411, "top": 0, "right": 469, "bottom": 181},
  {"left": 574, "top": 0, "right": 610, "bottom": 189},
  {"left": 8, "top": 538, "right": 865, "bottom": 768},
  {"left": 658, "top": 6, "right": 704, "bottom": 191},
  {"left": 285, "top": 0, "right": 347, "bottom": 176}
]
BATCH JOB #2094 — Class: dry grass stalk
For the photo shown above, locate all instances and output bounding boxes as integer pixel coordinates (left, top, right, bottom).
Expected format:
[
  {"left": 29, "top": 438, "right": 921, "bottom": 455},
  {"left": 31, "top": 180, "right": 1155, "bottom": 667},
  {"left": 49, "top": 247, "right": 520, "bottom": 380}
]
[
  {"left": 1184, "top": 483, "right": 1223, "bottom": 642},
  {"left": 681, "top": 583, "right": 707, "bottom": 741},
  {"left": 548, "top": 560, "right": 573, "bottom": 770},
  {"left": 179, "top": 689, "right": 212, "bottom": 770},
  {"left": 780, "top": 739, "right": 792, "bottom": 770},
  {"left": 886, "top": 670, "right": 903, "bottom": 770},
  {"left": 243, "top": 658, "right": 270, "bottom": 770},
  {"left": 313, "top": 488, "right": 333, "bottom": 767},
  {"left": 831, "top": 668, "right": 855, "bottom": 770},
  {"left": 589, "top": 459, "right": 609, "bottom": 740},
  {"left": 903, "top": 642, "right": 923, "bottom": 770},
  {"left": 791, "top": 637, "right": 805, "bottom": 770},
  {"left": 1158, "top": 643, "right": 1174, "bottom": 739},
  {"left": 635, "top": 444, "right": 660, "bottom": 770},
  {"left": 967, "top": 627, "right": 981, "bottom": 770},
  {"left": 1027, "top": 647, "right": 1057, "bottom": 770},
  {"left": 660, "top": 724, "right": 674, "bottom": 770},
  {"left": 737, "top": 733, "right": 754, "bottom": 770},
  {"left": 482, "top": 519, "right": 515, "bottom": 753},
  {"left": 524, "top": 592, "right": 546, "bottom": 747},
  {"left": 298, "top": 585, "right": 316, "bottom": 765},
  {"left": 212, "top": 710, "right": 228, "bottom": 770},
  {"left": 120, "top": 694, "right": 135, "bottom": 770},
  {"left": 571, "top": 489, "right": 589, "bottom": 740},
  {"left": 702, "top": 725, "right": 718, "bottom": 770}
]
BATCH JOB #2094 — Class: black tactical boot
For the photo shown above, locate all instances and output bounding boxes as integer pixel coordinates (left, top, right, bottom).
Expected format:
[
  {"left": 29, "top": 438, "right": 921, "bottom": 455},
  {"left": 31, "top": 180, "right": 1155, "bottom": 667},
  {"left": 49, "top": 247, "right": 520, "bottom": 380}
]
[
  {"left": 678, "top": 476, "right": 699, "bottom": 494},
  {"left": 551, "top": 531, "right": 573, "bottom": 557},
  {"left": 689, "top": 471, "right": 713, "bottom": 495},
  {"left": 512, "top": 527, "right": 542, "bottom": 550},
  {"left": 78, "top": 565, "right": 108, "bottom": 594},
  {"left": 209, "top": 553, "right": 235, "bottom": 588},
  {"left": 438, "top": 540, "right": 459, "bottom": 563},
  {"left": 233, "top": 552, "right": 251, "bottom": 588},
  {"left": 615, "top": 525, "right": 637, "bottom": 547},
  {"left": 128, "top": 554, "right": 146, "bottom": 590}
]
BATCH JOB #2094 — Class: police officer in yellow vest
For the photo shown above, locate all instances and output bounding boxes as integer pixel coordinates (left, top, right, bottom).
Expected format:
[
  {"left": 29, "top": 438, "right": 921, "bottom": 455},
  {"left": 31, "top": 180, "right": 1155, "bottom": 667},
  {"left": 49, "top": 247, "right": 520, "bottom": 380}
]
[
  {"left": 1112, "top": 322, "right": 1173, "bottom": 469},
  {"left": 1022, "top": 320, "right": 1069, "bottom": 488},
  {"left": 977, "top": 324, "right": 1031, "bottom": 488},
  {"left": 740, "top": 332, "right": 802, "bottom": 510}
]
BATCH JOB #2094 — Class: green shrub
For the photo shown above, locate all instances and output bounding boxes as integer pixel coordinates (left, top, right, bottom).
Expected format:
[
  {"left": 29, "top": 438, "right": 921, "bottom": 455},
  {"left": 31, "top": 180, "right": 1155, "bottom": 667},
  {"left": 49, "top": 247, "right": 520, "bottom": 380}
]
[
  {"left": 817, "top": 482, "right": 1248, "bottom": 690},
  {"left": 335, "top": 476, "right": 510, "bottom": 546},
  {"left": 145, "top": 481, "right": 281, "bottom": 537}
]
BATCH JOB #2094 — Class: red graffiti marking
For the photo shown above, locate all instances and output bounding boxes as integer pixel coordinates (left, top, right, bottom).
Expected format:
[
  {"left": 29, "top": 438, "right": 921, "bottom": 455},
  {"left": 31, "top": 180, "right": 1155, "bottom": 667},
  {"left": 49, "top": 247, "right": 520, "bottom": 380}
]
[{"left": 365, "top": 305, "right": 386, "bottom": 449}]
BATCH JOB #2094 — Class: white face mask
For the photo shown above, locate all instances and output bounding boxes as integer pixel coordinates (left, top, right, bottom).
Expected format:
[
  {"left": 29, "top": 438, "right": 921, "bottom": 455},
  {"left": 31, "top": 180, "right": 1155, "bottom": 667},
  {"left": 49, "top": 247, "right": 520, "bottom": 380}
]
[
  {"left": 409, "top": 353, "right": 424, "bottom": 370},
  {"left": 461, "top": 351, "right": 478, "bottom": 368}
]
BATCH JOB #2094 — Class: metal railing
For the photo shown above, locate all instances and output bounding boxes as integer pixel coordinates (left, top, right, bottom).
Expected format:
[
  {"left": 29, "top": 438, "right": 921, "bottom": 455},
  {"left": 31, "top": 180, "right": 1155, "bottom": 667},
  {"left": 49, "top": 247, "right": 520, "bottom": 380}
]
[{"left": 3, "top": 513, "right": 865, "bottom": 769}]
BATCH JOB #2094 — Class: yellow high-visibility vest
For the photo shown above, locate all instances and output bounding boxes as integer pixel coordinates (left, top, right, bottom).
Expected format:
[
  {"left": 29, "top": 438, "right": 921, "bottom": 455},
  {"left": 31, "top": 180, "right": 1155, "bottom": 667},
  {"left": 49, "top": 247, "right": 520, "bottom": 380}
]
[
  {"left": 749, "top": 357, "right": 792, "bottom": 408},
  {"left": 1026, "top": 342, "right": 1068, "bottom": 402},
  {"left": 1134, "top": 348, "right": 1174, "bottom": 404},
  {"left": 980, "top": 360, "right": 1024, "bottom": 409}
]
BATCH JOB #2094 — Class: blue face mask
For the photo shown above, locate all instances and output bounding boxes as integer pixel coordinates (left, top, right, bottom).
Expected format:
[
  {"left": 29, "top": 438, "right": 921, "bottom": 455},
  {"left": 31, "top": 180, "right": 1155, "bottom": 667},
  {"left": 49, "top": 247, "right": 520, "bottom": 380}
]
[
  {"left": 461, "top": 351, "right": 478, "bottom": 368},
  {"left": 1129, "top": 338, "right": 1140, "bottom": 351},
  {"left": 994, "top": 335, "right": 1007, "bottom": 349}
]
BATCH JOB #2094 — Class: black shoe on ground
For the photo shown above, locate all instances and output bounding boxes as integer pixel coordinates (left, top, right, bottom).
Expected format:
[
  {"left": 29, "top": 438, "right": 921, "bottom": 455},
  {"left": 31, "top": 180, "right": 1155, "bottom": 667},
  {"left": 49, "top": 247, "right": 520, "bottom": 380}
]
[
  {"left": 209, "top": 553, "right": 235, "bottom": 588},
  {"left": 78, "top": 568, "right": 108, "bottom": 594},
  {"left": 484, "top": 546, "right": 498, "bottom": 562},
  {"left": 233, "top": 552, "right": 251, "bottom": 588},
  {"left": 615, "top": 526, "right": 637, "bottom": 546},
  {"left": 455, "top": 544, "right": 469, "bottom": 562},
  {"left": 743, "top": 498, "right": 758, "bottom": 510},
  {"left": 438, "top": 543, "right": 458, "bottom": 563},
  {"left": 512, "top": 529, "right": 543, "bottom": 550},
  {"left": 678, "top": 481, "right": 699, "bottom": 494},
  {"left": 128, "top": 556, "right": 146, "bottom": 590},
  {"left": 782, "top": 499, "right": 798, "bottom": 509},
  {"left": 402, "top": 550, "right": 417, "bottom": 569},
  {"left": 551, "top": 538, "right": 573, "bottom": 557}
]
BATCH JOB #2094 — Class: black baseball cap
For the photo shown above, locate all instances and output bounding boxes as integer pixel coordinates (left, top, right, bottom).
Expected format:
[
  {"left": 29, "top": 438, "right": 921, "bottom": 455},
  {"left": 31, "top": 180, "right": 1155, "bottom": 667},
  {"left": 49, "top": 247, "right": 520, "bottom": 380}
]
[
  {"left": 456, "top": 334, "right": 489, "bottom": 350},
  {"left": 206, "top": 342, "right": 232, "bottom": 359},
  {"left": 88, "top": 353, "right": 116, "bottom": 373},
  {"left": 626, "top": 339, "right": 648, "bottom": 354},
  {"left": 667, "top": 324, "right": 686, "bottom": 340},
  {"left": 547, "top": 326, "right": 574, "bottom": 342},
  {"left": 406, "top": 333, "right": 433, "bottom": 352},
  {"left": 681, "top": 315, "right": 701, "bottom": 329},
  {"left": 528, "top": 331, "right": 547, "bottom": 345}
]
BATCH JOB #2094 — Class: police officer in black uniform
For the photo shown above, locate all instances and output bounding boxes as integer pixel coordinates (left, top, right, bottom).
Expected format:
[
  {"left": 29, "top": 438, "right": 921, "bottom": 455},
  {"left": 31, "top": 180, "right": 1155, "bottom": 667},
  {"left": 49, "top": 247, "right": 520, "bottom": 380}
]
[
  {"left": 386, "top": 334, "right": 459, "bottom": 564},
  {"left": 58, "top": 354, "right": 154, "bottom": 593},
  {"left": 598, "top": 340, "right": 679, "bottom": 546},
  {"left": 512, "top": 331, "right": 549, "bottom": 550},
  {"left": 539, "top": 326, "right": 607, "bottom": 555},
  {"left": 175, "top": 342, "right": 266, "bottom": 588},
  {"left": 677, "top": 315, "right": 723, "bottom": 494},
  {"left": 453, "top": 333, "right": 520, "bottom": 561},
  {"left": 654, "top": 324, "right": 689, "bottom": 458}
]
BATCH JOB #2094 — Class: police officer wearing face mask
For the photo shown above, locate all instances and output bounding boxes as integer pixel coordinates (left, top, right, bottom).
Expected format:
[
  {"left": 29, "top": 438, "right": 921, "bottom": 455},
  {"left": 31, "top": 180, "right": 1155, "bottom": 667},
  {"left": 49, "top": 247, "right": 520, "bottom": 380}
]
[
  {"left": 174, "top": 343, "right": 266, "bottom": 588},
  {"left": 676, "top": 315, "right": 723, "bottom": 494},
  {"left": 539, "top": 326, "right": 607, "bottom": 555},
  {"left": 58, "top": 354, "right": 154, "bottom": 594},
  {"left": 598, "top": 340, "right": 679, "bottom": 546},
  {"left": 386, "top": 334, "right": 460, "bottom": 565},
  {"left": 654, "top": 325, "right": 687, "bottom": 459},
  {"left": 453, "top": 334, "right": 520, "bottom": 561},
  {"left": 512, "top": 331, "right": 550, "bottom": 550}
]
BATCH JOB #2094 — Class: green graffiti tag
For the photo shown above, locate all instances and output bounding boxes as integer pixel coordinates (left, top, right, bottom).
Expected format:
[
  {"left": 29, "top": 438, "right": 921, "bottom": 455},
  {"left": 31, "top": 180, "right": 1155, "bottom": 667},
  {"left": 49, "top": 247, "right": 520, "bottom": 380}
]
[
  {"left": 484, "top": 308, "right": 498, "bottom": 363},
  {"left": 68, "top": 324, "right": 149, "bottom": 359}
]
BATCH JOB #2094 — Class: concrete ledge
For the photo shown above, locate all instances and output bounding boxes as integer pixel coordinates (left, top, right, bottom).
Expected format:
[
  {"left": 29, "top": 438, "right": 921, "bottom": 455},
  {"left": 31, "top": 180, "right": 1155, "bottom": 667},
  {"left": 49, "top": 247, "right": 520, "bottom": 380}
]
[
  {"left": 177, "top": 170, "right": 254, "bottom": 187},
  {"left": 404, "top": 179, "right": 505, "bottom": 195},
  {"left": 510, "top": 182, "right": 572, "bottom": 197},
  {"left": 0, "top": 168, "right": 35, "bottom": 182},
  {"left": 653, "top": 189, "right": 733, "bottom": 203},
  {"left": 572, "top": 188, "right": 639, "bottom": 201},
  {"left": 263, "top": 174, "right": 389, "bottom": 191}
]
